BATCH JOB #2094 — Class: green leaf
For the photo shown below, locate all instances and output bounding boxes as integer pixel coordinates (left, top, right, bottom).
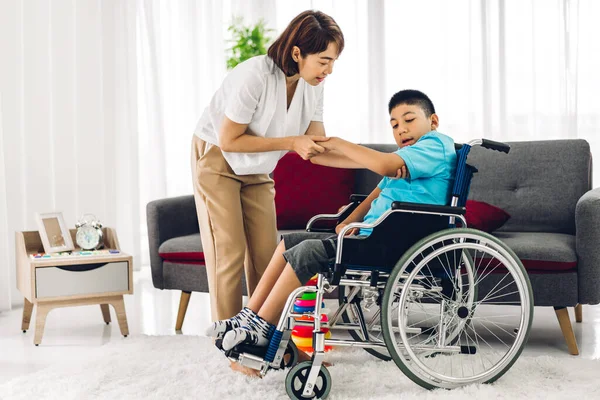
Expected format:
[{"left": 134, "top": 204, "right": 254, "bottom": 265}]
[{"left": 225, "top": 16, "right": 274, "bottom": 70}]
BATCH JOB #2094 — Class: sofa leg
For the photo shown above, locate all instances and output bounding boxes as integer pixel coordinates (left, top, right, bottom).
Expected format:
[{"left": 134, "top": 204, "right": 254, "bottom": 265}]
[
  {"left": 554, "top": 307, "right": 579, "bottom": 355},
  {"left": 176, "top": 291, "right": 191, "bottom": 331},
  {"left": 574, "top": 304, "right": 582, "bottom": 323}
]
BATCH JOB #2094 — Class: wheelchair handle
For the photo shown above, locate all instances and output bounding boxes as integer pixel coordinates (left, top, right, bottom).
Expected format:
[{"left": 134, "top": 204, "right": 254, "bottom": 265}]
[{"left": 481, "top": 139, "right": 510, "bottom": 154}]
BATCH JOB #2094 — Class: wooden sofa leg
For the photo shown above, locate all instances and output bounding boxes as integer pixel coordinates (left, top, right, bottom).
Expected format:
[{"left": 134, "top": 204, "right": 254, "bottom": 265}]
[
  {"left": 574, "top": 304, "right": 582, "bottom": 323},
  {"left": 176, "top": 291, "right": 191, "bottom": 331},
  {"left": 554, "top": 307, "right": 579, "bottom": 355}
]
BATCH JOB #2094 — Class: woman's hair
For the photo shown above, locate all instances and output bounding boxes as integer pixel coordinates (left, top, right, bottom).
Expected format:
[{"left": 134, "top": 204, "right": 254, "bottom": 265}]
[{"left": 268, "top": 10, "right": 344, "bottom": 76}]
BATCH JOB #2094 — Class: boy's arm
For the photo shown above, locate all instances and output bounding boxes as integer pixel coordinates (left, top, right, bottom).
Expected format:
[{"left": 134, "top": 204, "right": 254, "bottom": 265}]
[
  {"left": 304, "top": 121, "right": 364, "bottom": 168},
  {"left": 323, "top": 137, "right": 405, "bottom": 178},
  {"left": 310, "top": 150, "right": 365, "bottom": 169},
  {"left": 335, "top": 187, "right": 382, "bottom": 235}
]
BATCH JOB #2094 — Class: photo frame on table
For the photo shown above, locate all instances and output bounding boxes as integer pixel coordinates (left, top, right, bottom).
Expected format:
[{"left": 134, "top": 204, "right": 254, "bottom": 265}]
[{"left": 35, "top": 212, "right": 74, "bottom": 254}]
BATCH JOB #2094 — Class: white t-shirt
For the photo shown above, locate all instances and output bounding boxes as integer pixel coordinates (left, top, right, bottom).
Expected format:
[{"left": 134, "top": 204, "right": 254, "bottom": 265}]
[{"left": 194, "top": 55, "right": 324, "bottom": 175}]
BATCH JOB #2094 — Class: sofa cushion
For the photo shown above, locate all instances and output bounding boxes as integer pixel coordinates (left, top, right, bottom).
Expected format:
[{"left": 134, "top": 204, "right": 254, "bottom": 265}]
[
  {"left": 465, "top": 200, "right": 511, "bottom": 233},
  {"left": 159, "top": 234, "right": 204, "bottom": 262},
  {"left": 273, "top": 152, "right": 355, "bottom": 229},
  {"left": 467, "top": 140, "right": 591, "bottom": 234},
  {"left": 493, "top": 232, "right": 577, "bottom": 272}
]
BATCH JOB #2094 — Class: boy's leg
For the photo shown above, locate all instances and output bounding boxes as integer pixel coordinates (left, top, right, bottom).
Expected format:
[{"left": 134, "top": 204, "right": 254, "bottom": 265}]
[
  {"left": 247, "top": 232, "right": 333, "bottom": 312},
  {"left": 257, "top": 264, "right": 302, "bottom": 324},
  {"left": 222, "top": 264, "right": 301, "bottom": 350},
  {"left": 222, "top": 238, "right": 332, "bottom": 350},
  {"left": 246, "top": 240, "right": 288, "bottom": 311},
  {"left": 205, "top": 240, "right": 288, "bottom": 337}
]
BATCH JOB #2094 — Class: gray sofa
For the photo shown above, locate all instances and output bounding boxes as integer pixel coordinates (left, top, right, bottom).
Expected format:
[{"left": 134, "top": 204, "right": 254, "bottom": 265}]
[{"left": 147, "top": 139, "right": 598, "bottom": 354}]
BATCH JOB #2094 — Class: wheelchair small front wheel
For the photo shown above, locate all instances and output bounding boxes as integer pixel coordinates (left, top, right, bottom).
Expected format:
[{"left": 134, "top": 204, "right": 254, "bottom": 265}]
[
  {"left": 280, "top": 340, "right": 300, "bottom": 369},
  {"left": 285, "top": 361, "right": 332, "bottom": 399}
]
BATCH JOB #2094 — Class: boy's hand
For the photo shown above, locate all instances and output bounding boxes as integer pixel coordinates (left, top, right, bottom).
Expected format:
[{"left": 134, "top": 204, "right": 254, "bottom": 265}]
[
  {"left": 293, "top": 136, "right": 329, "bottom": 160},
  {"left": 392, "top": 165, "right": 408, "bottom": 180},
  {"left": 335, "top": 223, "right": 359, "bottom": 236}
]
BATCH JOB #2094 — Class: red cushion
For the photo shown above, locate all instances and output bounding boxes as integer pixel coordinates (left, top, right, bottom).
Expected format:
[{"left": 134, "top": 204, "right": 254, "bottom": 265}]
[
  {"left": 273, "top": 152, "right": 356, "bottom": 230},
  {"left": 465, "top": 200, "right": 511, "bottom": 233},
  {"left": 159, "top": 251, "right": 205, "bottom": 262}
]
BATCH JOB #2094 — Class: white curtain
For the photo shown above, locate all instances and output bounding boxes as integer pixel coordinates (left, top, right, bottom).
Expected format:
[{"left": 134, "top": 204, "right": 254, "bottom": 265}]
[
  {"left": 382, "top": 0, "right": 599, "bottom": 181},
  {"left": 0, "top": 0, "right": 139, "bottom": 311},
  {"left": 136, "top": 0, "right": 227, "bottom": 266},
  {"left": 0, "top": 93, "right": 10, "bottom": 311}
]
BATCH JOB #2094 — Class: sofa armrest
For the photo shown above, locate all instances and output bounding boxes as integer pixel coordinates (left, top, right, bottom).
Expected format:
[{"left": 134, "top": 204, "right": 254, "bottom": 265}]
[
  {"left": 146, "top": 195, "right": 199, "bottom": 289},
  {"left": 576, "top": 187, "right": 600, "bottom": 304}
]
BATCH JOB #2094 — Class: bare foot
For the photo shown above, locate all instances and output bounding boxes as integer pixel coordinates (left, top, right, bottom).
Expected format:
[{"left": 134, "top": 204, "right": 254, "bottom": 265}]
[
  {"left": 229, "top": 360, "right": 262, "bottom": 378},
  {"left": 297, "top": 349, "right": 333, "bottom": 367}
]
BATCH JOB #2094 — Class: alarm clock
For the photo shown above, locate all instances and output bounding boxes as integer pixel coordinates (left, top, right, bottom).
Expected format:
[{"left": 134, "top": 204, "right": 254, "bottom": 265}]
[{"left": 75, "top": 214, "right": 104, "bottom": 250}]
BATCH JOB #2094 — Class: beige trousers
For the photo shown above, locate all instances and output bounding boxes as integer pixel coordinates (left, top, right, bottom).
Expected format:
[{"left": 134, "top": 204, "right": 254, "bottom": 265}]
[{"left": 190, "top": 135, "right": 278, "bottom": 321}]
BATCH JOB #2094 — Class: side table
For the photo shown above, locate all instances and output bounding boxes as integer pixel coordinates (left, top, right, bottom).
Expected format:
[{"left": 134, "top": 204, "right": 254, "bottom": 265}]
[{"left": 16, "top": 227, "right": 133, "bottom": 345}]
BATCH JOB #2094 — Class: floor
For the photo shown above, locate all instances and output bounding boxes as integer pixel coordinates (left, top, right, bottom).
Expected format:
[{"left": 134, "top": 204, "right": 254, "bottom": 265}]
[{"left": 1, "top": 267, "right": 599, "bottom": 386}]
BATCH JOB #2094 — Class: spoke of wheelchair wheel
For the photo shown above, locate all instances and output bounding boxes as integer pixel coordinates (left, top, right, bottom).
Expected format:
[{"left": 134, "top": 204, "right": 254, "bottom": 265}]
[
  {"left": 477, "top": 320, "right": 512, "bottom": 349},
  {"left": 469, "top": 315, "right": 519, "bottom": 323},
  {"left": 478, "top": 289, "right": 520, "bottom": 305},
  {"left": 433, "top": 248, "right": 461, "bottom": 295},
  {"left": 475, "top": 272, "right": 514, "bottom": 305},
  {"left": 463, "top": 323, "right": 496, "bottom": 373},
  {"left": 473, "top": 252, "right": 499, "bottom": 287},
  {"left": 479, "top": 318, "right": 518, "bottom": 339},
  {"left": 476, "top": 281, "right": 519, "bottom": 306}
]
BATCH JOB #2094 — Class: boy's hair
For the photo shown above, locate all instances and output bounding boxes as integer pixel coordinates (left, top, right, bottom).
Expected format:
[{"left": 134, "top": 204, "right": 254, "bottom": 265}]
[
  {"left": 388, "top": 90, "right": 436, "bottom": 117},
  {"left": 268, "top": 10, "right": 345, "bottom": 77}
]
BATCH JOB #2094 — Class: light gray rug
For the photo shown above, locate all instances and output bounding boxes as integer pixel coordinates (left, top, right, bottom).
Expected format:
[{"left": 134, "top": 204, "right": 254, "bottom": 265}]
[{"left": 1, "top": 335, "right": 599, "bottom": 399}]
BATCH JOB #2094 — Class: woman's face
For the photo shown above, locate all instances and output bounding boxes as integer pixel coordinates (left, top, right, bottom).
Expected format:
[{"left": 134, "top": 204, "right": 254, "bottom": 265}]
[{"left": 293, "top": 42, "right": 338, "bottom": 86}]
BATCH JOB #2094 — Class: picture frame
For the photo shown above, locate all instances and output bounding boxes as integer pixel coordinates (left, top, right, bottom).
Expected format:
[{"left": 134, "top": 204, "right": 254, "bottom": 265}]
[{"left": 35, "top": 212, "right": 75, "bottom": 254}]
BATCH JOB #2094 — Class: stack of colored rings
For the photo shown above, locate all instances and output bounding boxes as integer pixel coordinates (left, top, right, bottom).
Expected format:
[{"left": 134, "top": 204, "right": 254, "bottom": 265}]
[{"left": 290, "top": 276, "right": 332, "bottom": 352}]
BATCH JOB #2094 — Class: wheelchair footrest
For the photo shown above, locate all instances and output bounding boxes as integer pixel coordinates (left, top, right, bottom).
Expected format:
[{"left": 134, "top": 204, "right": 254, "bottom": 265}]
[{"left": 214, "top": 334, "right": 269, "bottom": 360}]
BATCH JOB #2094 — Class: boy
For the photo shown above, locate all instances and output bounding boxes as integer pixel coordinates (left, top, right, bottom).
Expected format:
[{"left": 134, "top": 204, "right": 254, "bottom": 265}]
[{"left": 206, "top": 89, "right": 456, "bottom": 357}]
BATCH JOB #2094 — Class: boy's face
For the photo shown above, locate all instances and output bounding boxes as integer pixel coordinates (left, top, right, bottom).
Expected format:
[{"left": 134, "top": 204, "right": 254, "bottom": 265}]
[{"left": 390, "top": 104, "right": 439, "bottom": 148}]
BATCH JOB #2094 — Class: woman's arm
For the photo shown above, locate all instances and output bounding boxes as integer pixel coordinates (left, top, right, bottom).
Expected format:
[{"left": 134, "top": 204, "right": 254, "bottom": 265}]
[{"left": 219, "top": 116, "right": 329, "bottom": 160}]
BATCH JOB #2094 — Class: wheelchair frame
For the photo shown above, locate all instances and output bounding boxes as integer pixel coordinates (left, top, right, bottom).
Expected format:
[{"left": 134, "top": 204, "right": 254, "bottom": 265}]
[{"left": 222, "top": 139, "right": 533, "bottom": 399}]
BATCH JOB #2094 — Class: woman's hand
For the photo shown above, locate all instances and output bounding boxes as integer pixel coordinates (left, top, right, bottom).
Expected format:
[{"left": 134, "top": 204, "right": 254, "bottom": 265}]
[
  {"left": 292, "top": 136, "right": 330, "bottom": 160},
  {"left": 335, "top": 223, "right": 359, "bottom": 236}
]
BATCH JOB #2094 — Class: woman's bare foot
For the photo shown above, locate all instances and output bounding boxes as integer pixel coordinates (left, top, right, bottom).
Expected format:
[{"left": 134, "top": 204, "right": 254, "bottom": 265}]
[
  {"left": 229, "top": 360, "right": 262, "bottom": 378},
  {"left": 297, "top": 349, "right": 333, "bottom": 366}
]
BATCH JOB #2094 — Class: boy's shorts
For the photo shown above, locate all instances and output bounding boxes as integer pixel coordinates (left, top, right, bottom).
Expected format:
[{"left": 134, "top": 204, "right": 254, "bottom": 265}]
[{"left": 281, "top": 232, "right": 337, "bottom": 284}]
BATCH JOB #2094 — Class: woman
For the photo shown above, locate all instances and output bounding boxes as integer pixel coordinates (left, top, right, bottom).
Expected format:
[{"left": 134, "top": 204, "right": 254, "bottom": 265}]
[{"left": 191, "top": 10, "right": 345, "bottom": 322}]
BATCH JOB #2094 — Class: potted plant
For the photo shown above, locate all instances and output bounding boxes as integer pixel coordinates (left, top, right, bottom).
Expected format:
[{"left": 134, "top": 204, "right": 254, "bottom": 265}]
[{"left": 226, "top": 17, "right": 274, "bottom": 70}]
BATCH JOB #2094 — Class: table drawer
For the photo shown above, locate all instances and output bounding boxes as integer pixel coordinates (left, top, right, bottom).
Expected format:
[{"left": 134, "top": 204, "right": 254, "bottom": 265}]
[{"left": 35, "top": 261, "right": 130, "bottom": 299}]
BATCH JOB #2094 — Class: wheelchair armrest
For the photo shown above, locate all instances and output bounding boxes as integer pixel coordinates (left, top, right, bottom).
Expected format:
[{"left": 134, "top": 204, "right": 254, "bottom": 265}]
[
  {"left": 306, "top": 193, "right": 368, "bottom": 232},
  {"left": 350, "top": 194, "right": 368, "bottom": 203},
  {"left": 391, "top": 201, "right": 466, "bottom": 215}
]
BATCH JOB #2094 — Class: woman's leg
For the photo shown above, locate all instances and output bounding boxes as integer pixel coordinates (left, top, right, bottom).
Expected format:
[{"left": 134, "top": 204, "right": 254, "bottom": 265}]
[
  {"left": 191, "top": 137, "right": 246, "bottom": 321},
  {"left": 239, "top": 174, "right": 278, "bottom": 297}
]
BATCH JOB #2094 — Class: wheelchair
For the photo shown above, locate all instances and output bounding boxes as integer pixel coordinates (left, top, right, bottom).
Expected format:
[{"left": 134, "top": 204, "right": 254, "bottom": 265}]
[{"left": 219, "top": 139, "right": 534, "bottom": 399}]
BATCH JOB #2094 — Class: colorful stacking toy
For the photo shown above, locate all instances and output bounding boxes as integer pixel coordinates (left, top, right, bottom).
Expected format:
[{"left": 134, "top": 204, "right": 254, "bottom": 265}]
[{"left": 291, "top": 276, "right": 333, "bottom": 353}]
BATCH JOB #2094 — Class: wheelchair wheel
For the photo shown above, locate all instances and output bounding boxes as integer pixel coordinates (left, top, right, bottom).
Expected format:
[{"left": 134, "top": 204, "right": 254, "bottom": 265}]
[
  {"left": 285, "top": 361, "right": 332, "bottom": 399},
  {"left": 381, "top": 228, "right": 533, "bottom": 389},
  {"left": 337, "top": 285, "right": 392, "bottom": 361}
]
